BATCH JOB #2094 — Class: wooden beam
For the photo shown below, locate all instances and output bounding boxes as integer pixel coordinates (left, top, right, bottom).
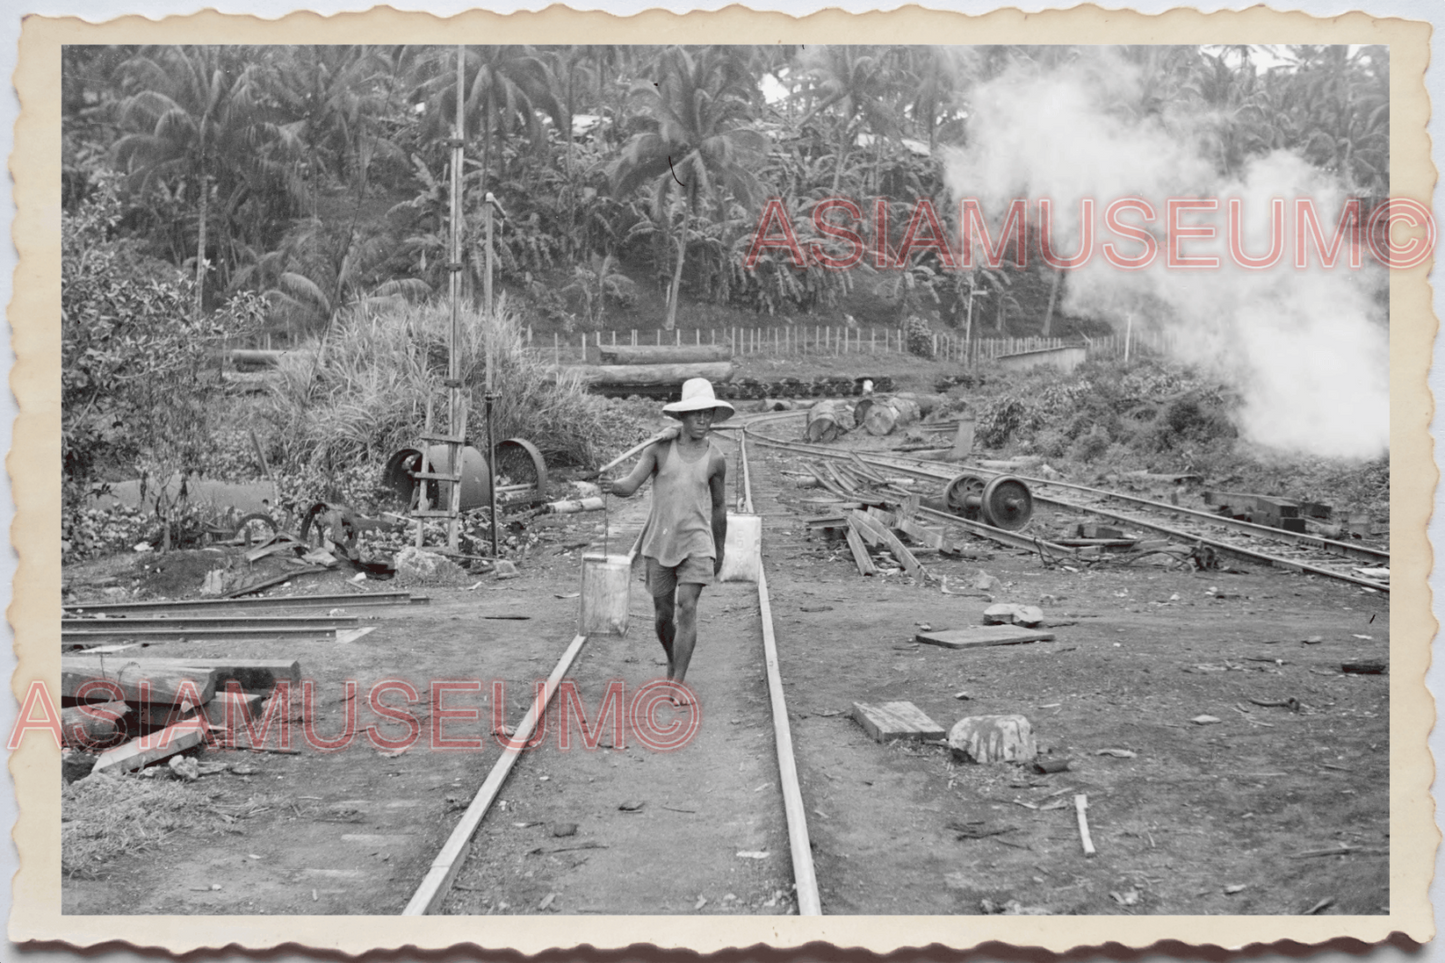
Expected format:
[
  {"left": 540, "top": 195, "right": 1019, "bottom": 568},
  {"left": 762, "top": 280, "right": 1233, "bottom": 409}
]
[
  {"left": 61, "top": 658, "right": 215, "bottom": 705},
  {"left": 92, "top": 719, "right": 208, "bottom": 776},
  {"left": 844, "top": 526, "right": 877, "bottom": 576},
  {"left": 61, "top": 656, "right": 300, "bottom": 701},
  {"left": 849, "top": 510, "right": 923, "bottom": 576},
  {"left": 60, "top": 701, "right": 129, "bottom": 750}
]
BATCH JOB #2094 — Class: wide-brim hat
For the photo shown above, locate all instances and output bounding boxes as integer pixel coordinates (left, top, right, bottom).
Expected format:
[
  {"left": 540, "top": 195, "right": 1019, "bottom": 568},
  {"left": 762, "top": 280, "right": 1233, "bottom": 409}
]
[{"left": 663, "top": 378, "right": 735, "bottom": 422}]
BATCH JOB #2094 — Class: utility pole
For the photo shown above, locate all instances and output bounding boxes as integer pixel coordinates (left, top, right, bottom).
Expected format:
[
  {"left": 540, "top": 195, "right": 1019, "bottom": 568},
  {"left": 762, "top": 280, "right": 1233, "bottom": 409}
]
[
  {"left": 483, "top": 192, "right": 507, "bottom": 558},
  {"left": 445, "top": 44, "right": 466, "bottom": 551}
]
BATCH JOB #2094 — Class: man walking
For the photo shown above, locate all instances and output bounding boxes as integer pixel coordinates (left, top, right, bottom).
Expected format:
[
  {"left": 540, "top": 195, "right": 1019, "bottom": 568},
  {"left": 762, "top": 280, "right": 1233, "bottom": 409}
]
[{"left": 600, "top": 378, "right": 731, "bottom": 698}]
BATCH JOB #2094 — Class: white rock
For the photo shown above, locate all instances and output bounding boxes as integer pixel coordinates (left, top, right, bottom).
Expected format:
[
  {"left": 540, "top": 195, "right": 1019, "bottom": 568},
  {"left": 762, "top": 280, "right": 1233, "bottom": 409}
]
[
  {"left": 394, "top": 546, "right": 467, "bottom": 585},
  {"left": 948, "top": 714, "right": 1037, "bottom": 764},
  {"left": 199, "top": 570, "right": 227, "bottom": 597}
]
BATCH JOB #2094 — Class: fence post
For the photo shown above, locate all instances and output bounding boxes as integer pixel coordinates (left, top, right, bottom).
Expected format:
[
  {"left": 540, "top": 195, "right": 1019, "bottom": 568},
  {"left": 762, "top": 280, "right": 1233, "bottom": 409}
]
[{"left": 553, "top": 332, "right": 559, "bottom": 366}]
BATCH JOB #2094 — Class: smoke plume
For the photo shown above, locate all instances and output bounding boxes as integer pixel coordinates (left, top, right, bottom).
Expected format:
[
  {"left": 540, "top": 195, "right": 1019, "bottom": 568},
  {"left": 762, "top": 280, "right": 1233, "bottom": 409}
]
[{"left": 943, "top": 49, "right": 1389, "bottom": 460}]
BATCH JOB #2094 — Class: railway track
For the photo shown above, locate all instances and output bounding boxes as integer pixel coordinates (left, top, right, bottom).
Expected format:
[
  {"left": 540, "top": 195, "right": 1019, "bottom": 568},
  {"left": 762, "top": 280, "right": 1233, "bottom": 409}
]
[
  {"left": 400, "top": 403, "right": 1386, "bottom": 916},
  {"left": 742, "top": 409, "right": 1389, "bottom": 594},
  {"left": 403, "top": 424, "right": 823, "bottom": 916}
]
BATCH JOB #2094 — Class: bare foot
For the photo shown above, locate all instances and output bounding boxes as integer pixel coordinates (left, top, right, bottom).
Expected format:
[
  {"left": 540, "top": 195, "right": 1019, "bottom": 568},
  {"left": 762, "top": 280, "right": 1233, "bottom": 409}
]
[{"left": 667, "top": 686, "right": 695, "bottom": 707}]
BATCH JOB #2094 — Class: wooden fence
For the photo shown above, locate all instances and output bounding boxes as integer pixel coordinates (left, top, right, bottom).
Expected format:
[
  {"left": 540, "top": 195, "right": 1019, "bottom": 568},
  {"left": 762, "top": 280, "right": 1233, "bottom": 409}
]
[{"left": 528, "top": 325, "right": 1093, "bottom": 367}]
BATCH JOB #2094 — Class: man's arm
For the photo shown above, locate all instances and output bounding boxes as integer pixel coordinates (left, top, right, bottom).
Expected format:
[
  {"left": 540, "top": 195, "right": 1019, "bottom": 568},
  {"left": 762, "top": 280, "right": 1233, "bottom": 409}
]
[
  {"left": 601, "top": 443, "right": 661, "bottom": 498},
  {"left": 709, "top": 454, "right": 728, "bottom": 575}
]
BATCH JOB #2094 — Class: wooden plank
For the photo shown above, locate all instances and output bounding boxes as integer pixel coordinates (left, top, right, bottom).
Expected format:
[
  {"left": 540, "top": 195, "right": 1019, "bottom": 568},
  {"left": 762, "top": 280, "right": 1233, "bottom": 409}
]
[
  {"left": 852, "top": 701, "right": 946, "bottom": 742},
  {"left": 754, "top": 568, "right": 823, "bottom": 915},
  {"left": 896, "top": 516, "right": 945, "bottom": 550},
  {"left": 846, "top": 514, "right": 881, "bottom": 548},
  {"left": 915, "top": 625, "right": 1056, "bottom": 649},
  {"left": 92, "top": 719, "right": 208, "bottom": 775},
  {"left": 843, "top": 526, "right": 877, "bottom": 576},
  {"left": 849, "top": 510, "right": 923, "bottom": 576}
]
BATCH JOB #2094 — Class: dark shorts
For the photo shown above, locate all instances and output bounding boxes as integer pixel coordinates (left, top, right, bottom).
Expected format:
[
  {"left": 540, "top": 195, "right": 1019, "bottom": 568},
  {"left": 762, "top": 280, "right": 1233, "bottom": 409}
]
[{"left": 645, "top": 555, "right": 715, "bottom": 597}]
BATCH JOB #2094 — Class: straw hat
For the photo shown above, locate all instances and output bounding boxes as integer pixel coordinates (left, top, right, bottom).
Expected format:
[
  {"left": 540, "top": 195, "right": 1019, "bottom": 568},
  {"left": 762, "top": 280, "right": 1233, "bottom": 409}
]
[{"left": 663, "top": 378, "right": 735, "bottom": 422}]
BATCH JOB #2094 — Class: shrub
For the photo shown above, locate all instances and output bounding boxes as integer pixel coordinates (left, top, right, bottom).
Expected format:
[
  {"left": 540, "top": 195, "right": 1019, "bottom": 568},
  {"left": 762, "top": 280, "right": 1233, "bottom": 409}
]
[
  {"left": 263, "top": 296, "right": 610, "bottom": 479},
  {"left": 901, "top": 315, "right": 935, "bottom": 358}
]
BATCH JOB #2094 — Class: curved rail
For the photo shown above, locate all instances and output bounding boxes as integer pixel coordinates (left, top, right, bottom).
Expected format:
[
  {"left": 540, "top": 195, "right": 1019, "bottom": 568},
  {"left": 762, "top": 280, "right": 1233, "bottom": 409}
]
[{"left": 740, "top": 409, "right": 1388, "bottom": 593}]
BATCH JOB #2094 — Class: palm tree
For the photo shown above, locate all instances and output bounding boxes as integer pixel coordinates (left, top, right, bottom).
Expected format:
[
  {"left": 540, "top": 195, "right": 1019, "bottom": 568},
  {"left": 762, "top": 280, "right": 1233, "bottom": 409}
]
[
  {"left": 795, "top": 45, "right": 906, "bottom": 192},
  {"left": 608, "top": 46, "right": 766, "bottom": 328},
  {"left": 407, "top": 45, "right": 566, "bottom": 191},
  {"left": 266, "top": 46, "right": 403, "bottom": 210},
  {"left": 113, "top": 45, "right": 301, "bottom": 318}
]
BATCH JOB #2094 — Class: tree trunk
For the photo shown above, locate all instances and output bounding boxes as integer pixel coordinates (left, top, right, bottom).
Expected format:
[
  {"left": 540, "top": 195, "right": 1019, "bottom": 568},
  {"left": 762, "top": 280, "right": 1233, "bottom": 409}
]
[
  {"left": 193, "top": 171, "right": 209, "bottom": 322},
  {"left": 665, "top": 230, "right": 685, "bottom": 330},
  {"left": 1043, "top": 268, "right": 1062, "bottom": 337},
  {"left": 562, "top": 361, "right": 738, "bottom": 386}
]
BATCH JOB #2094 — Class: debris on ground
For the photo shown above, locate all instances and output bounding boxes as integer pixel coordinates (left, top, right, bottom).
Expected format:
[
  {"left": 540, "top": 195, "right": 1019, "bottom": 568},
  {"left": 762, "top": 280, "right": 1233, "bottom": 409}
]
[
  {"left": 852, "top": 701, "right": 946, "bottom": 742},
  {"left": 947, "top": 715, "right": 1036, "bottom": 764}
]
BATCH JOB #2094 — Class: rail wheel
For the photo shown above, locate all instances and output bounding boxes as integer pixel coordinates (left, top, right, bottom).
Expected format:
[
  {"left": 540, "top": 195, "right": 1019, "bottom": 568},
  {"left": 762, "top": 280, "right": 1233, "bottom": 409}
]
[
  {"left": 980, "top": 476, "right": 1034, "bottom": 530},
  {"left": 233, "top": 512, "right": 278, "bottom": 547}
]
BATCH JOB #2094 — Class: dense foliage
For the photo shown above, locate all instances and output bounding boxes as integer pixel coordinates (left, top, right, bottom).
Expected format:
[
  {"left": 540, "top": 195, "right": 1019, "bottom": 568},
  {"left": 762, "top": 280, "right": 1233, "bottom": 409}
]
[
  {"left": 60, "top": 44, "right": 1392, "bottom": 553},
  {"left": 64, "top": 43, "right": 1390, "bottom": 343},
  {"left": 61, "top": 176, "right": 265, "bottom": 510}
]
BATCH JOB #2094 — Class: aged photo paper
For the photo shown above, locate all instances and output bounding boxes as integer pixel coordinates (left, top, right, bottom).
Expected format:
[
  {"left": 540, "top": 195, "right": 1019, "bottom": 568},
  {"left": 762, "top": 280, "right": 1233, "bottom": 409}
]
[{"left": 9, "top": 3, "right": 1436, "bottom": 957}]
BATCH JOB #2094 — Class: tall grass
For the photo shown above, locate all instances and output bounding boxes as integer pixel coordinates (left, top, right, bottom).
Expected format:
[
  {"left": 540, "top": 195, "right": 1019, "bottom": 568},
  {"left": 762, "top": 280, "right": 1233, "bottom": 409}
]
[{"left": 264, "top": 296, "right": 607, "bottom": 474}]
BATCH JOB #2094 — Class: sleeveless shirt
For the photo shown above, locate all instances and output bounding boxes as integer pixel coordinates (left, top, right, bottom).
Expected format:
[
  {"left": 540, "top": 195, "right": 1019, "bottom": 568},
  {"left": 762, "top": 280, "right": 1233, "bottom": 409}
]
[{"left": 639, "top": 439, "right": 719, "bottom": 566}]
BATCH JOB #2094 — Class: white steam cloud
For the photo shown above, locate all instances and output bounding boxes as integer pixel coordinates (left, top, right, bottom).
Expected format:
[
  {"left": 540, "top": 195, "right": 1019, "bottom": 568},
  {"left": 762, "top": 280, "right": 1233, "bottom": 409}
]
[{"left": 943, "top": 50, "right": 1389, "bottom": 460}]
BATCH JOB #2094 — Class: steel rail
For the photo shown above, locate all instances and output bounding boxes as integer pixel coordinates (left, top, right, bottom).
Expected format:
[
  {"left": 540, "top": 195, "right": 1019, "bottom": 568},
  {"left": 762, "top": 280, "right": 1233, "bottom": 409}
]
[
  {"left": 742, "top": 410, "right": 1387, "bottom": 593},
  {"left": 403, "top": 632, "right": 590, "bottom": 916},
  {"left": 737, "top": 427, "right": 823, "bottom": 916},
  {"left": 984, "top": 471, "right": 1387, "bottom": 565},
  {"left": 856, "top": 456, "right": 1391, "bottom": 593},
  {"left": 64, "top": 591, "right": 425, "bottom": 616},
  {"left": 846, "top": 453, "right": 1391, "bottom": 593},
  {"left": 744, "top": 413, "right": 1077, "bottom": 556},
  {"left": 61, "top": 615, "right": 361, "bottom": 630}
]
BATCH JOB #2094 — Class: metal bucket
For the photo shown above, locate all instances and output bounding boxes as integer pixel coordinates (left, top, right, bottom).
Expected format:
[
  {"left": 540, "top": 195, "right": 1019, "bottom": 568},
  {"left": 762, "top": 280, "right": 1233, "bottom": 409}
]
[
  {"left": 579, "top": 553, "right": 632, "bottom": 636},
  {"left": 719, "top": 512, "right": 762, "bottom": 582}
]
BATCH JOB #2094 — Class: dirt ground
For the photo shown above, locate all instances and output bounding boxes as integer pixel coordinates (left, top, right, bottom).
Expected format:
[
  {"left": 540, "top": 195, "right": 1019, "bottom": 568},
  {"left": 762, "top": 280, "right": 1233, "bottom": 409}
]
[{"left": 60, "top": 393, "right": 1389, "bottom": 916}]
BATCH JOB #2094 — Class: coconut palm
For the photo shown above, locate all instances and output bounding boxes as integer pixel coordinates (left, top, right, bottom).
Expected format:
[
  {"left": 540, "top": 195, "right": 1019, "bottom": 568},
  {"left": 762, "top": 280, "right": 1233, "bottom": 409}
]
[
  {"left": 794, "top": 45, "right": 907, "bottom": 192},
  {"left": 113, "top": 45, "right": 301, "bottom": 318},
  {"left": 609, "top": 45, "right": 766, "bottom": 328},
  {"left": 406, "top": 45, "right": 566, "bottom": 190}
]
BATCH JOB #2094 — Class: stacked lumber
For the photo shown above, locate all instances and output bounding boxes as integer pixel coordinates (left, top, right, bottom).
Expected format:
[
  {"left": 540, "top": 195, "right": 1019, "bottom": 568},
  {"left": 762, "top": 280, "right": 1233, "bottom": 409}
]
[{"left": 61, "top": 655, "right": 302, "bottom": 775}]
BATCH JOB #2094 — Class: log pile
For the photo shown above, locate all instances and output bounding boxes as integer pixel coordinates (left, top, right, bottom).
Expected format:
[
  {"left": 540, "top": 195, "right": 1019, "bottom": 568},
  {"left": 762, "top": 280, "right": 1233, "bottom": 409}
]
[{"left": 60, "top": 654, "right": 303, "bottom": 779}]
